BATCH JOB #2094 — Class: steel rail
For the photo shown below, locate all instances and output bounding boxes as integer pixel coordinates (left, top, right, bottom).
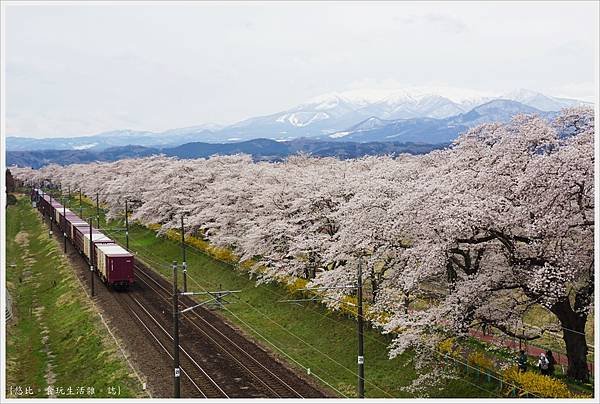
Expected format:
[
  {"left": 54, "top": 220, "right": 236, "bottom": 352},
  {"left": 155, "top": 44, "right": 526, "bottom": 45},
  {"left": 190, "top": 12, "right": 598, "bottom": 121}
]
[{"left": 134, "top": 264, "right": 304, "bottom": 398}]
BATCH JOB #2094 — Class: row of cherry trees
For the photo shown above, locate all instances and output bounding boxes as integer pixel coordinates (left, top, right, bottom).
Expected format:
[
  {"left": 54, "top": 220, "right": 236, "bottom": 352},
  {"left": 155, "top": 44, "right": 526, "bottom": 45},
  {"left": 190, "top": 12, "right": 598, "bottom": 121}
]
[{"left": 13, "top": 108, "right": 595, "bottom": 383}]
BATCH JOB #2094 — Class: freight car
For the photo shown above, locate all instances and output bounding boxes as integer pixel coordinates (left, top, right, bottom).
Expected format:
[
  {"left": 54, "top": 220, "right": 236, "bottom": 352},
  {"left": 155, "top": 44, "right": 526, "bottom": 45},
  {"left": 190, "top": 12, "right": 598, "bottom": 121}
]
[
  {"left": 36, "top": 192, "right": 53, "bottom": 217},
  {"left": 95, "top": 244, "right": 135, "bottom": 287},
  {"left": 30, "top": 188, "right": 135, "bottom": 289},
  {"left": 83, "top": 232, "right": 114, "bottom": 263},
  {"left": 65, "top": 214, "right": 88, "bottom": 240}
]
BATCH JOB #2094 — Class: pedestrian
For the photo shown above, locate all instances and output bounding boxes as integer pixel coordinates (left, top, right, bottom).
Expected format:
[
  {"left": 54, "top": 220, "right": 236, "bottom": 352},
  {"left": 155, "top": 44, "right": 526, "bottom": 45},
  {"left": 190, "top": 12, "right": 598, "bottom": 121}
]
[
  {"left": 545, "top": 350, "right": 556, "bottom": 376},
  {"left": 517, "top": 350, "right": 528, "bottom": 372},
  {"left": 537, "top": 352, "right": 550, "bottom": 376}
]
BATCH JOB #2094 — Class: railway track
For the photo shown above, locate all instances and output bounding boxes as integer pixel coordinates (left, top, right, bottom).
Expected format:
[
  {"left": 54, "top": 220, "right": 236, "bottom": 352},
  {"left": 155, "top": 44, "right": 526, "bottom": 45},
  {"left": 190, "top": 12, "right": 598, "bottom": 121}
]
[
  {"left": 40, "top": 207, "right": 325, "bottom": 398},
  {"left": 119, "top": 292, "right": 229, "bottom": 398},
  {"left": 133, "top": 263, "right": 322, "bottom": 398}
]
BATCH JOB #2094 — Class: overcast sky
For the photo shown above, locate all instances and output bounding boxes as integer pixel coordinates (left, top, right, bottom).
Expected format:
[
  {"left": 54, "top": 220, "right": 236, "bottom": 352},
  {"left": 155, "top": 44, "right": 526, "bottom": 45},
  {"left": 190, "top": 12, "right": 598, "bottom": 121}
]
[{"left": 4, "top": 1, "right": 598, "bottom": 138}]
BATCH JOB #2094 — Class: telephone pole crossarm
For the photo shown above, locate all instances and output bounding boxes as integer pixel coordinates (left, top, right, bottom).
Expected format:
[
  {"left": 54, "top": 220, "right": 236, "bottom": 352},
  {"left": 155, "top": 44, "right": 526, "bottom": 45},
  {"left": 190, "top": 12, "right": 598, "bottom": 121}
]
[
  {"left": 178, "top": 302, "right": 210, "bottom": 315},
  {"left": 187, "top": 290, "right": 242, "bottom": 295}
]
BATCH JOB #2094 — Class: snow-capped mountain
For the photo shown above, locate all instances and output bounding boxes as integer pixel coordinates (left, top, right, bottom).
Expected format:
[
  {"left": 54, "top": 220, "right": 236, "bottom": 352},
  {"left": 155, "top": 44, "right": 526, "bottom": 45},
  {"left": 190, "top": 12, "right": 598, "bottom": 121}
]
[
  {"left": 6, "top": 127, "right": 223, "bottom": 151},
  {"left": 502, "top": 89, "right": 591, "bottom": 111},
  {"left": 350, "top": 86, "right": 493, "bottom": 120},
  {"left": 328, "top": 100, "right": 554, "bottom": 143},
  {"left": 6, "top": 87, "right": 592, "bottom": 151},
  {"left": 217, "top": 87, "right": 590, "bottom": 142},
  {"left": 216, "top": 87, "right": 494, "bottom": 141},
  {"left": 291, "top": 86, "right": 495, "bottom": 122},
  {"left": 220, "top": 93, "right": 361, "bottom": 140}
]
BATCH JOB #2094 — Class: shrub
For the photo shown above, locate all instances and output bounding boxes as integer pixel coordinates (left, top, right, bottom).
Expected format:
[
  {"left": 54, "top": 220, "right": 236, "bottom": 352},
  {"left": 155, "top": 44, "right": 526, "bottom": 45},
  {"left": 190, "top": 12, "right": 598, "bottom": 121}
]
[
  {"left": 284, "top": 277, "right": 310, "bottom": 294},
  {"left": 152, "top": 224, "right": 240, "bottom": 264},
  {"left": 503, "top": 366, "right": 573, "bottom": 398},
  {"left": 468, "top": 351, "right": 495, "bottom": 370},
  {"left": 147, "top": 223, "right": 161, "bottom": 231},
  {"left": 438, "top": 337, "right": 461, "bottom": 358}
]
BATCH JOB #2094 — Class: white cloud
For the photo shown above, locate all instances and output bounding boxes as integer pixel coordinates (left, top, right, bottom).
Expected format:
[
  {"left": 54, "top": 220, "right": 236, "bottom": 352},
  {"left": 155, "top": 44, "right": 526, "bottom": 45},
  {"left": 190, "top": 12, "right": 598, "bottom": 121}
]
[{"left": 3, "top": 1, "right": 597, "bottom": 138}]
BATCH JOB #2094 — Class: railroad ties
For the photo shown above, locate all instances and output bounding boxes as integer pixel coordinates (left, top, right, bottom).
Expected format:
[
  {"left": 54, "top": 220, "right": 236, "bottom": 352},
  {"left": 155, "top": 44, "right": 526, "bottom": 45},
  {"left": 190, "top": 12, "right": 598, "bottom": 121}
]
[
  {"left": 131, "top": 263, "right": 323, "bottom": 398},
  {"left": 120, "top": 292, "right": 228, "bottom": 398}
]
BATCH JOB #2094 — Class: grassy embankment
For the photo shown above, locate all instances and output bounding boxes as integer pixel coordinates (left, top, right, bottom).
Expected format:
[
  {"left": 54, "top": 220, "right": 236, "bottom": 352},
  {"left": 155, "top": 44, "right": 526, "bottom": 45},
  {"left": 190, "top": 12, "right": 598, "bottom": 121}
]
[
  {"left": 5, "top": 196, "right": 145, "bottom": 398},
  {"left": 60, "top": 193, "right": 500, "bottom": 398}
]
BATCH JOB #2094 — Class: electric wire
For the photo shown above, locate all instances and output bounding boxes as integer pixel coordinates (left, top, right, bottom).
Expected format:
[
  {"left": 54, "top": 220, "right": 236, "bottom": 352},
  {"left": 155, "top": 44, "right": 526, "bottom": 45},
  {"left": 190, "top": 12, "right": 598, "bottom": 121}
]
[{"left": 54, "top": 190, "right": 588, "bottom": 395}]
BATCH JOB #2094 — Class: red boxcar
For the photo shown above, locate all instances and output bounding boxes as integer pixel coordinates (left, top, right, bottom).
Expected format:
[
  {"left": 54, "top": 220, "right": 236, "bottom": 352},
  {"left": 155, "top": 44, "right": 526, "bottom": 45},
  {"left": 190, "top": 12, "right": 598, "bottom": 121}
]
[
  {"left": 32, "top": 188, "right": 135, "bottom": 289},
  {"left": 38, "top": 194, "right": 52, "bottom": 217},
  {"left": 95, "top": 243, "right": 134, "bottom": 288}
]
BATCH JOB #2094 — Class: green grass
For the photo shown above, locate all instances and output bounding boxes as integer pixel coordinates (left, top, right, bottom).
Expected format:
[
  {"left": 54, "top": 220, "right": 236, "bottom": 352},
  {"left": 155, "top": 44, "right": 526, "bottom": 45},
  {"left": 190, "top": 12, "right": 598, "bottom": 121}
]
[
  {"left": 5, "top": 196, "right": 144, "bottom": 398},
  {"left": 51, "top": 191, "right": 503, "bottom": 398}
]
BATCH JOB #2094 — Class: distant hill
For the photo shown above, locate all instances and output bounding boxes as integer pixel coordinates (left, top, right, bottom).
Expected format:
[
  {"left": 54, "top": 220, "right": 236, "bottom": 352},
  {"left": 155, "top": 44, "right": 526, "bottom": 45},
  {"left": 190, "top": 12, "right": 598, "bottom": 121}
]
[
  {"left": 7, "top": 88, "right": 590, "bottom": 151},
  {"left": 6, "top": 145, "right": 160, "bottom": 168},
  {"left": 6, "top": 100, "right": 567, "bottom": 168},
  {"left": 6, "top": 139, "right": 446, "bottom": 168},
  {"left": 5, "top": 125, "right": 222, "bottom": 152}
]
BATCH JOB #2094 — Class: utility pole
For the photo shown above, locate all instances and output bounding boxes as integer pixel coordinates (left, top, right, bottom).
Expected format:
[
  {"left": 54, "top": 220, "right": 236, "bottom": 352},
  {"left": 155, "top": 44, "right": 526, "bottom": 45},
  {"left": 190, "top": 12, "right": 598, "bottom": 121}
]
[
  {"left": 79, "top": 189, "right": 83, "bottom": 217},
  {"left": 357, "top": 257, "right": 365, "bottom": 398},
  {"left": 49, "top": 202, "right": 53, "bottom": 239},
  {"left": 170, "top": 263, "right": 240, "bottom": 397},
  {"left": 172, "top": 261, "right": 181, "bottom": 398},
  {"left": 125, "top": 200, "right": 129, "bottom": 251},
  {"left": 283, "top": 279, "right": 363, "bottom": 396},
  {"left": 68, "top": 186, "right": 71, "bottom": 204},
  {"left": 62, "top": 199, "right": 67, "bottom": 253},
  {"left": 89, "top": 218, "right": 95, "bottom": 297},
  {"left": 96, "top": 192, "right": 100, "bottom": 228},
  {"left": 181, "top": 215, "right": 187, "bottom": 293}
]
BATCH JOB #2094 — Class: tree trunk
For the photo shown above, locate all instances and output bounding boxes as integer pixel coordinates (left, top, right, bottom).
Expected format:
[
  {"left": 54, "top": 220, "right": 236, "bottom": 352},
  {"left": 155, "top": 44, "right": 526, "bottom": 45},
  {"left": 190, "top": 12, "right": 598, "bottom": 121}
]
[
  {"left": 402, "top": 292, "right": 410, "bottom": 314},
  {"left": 370, "top": 271, "right": 378, "bottom": 304},
  {"left": 303, "top": 266, "right": 310, "bottom": 279},
  {"left": 563, "top": 327, "right": 589, "bottom": 381},
  {"left": 551, "top": 299, "right": 589, "bottom": 382}
]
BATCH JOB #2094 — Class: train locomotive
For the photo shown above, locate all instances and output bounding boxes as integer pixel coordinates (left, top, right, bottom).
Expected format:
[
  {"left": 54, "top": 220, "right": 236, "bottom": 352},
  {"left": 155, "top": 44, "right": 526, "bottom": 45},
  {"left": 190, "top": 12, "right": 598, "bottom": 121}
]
[{"left": 31, "top": 188, "right": 134, "bottom": 289}]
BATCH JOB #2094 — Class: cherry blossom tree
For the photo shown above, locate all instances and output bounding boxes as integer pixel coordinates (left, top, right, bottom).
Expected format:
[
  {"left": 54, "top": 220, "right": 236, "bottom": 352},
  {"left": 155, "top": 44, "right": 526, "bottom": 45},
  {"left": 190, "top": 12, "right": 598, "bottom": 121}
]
[
  {"left": 381, "top": 108, "right": 594, "bottom": 382},
  {"left": 13, "top": 107, "right": 594, "bottom": 383}
]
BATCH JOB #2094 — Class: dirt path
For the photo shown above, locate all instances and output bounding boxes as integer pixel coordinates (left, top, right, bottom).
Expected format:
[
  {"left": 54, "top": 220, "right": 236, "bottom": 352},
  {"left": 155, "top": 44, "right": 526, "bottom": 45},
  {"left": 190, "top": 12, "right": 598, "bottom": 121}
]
[{"left": 469, "top": 329, "right": 594, "bottom": 377}]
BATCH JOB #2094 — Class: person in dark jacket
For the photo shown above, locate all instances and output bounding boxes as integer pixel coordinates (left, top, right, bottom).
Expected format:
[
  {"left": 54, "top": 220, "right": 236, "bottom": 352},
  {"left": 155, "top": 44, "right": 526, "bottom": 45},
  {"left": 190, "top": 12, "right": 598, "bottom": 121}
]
[
  {"left": 517, "top": 350, "right": 528, "bottom": 372},
  {"left": 546, "top": 350, "right": 556, "bottom": 376}
]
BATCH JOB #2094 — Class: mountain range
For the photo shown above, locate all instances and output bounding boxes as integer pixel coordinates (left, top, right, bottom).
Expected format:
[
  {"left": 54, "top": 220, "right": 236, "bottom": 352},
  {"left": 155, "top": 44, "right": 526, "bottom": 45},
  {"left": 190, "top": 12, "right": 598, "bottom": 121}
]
[
  {"left": 6, "top": 88, "right": 591, "bottom": 153},
  {"left": 6, "top": 139, "right": 446, "bottom": 168},
  {"left": 328, "top": 99, "right": 554, "bottom": 143},
  {"left": 0, "top": 98, "right": 563, "bottom": 168}
]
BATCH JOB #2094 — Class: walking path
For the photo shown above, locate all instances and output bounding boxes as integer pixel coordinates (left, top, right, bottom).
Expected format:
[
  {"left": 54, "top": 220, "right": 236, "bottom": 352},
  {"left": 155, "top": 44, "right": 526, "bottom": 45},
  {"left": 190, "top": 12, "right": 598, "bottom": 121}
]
[{"left": 469, "top": 329, "right": 594, "bottom": 377}]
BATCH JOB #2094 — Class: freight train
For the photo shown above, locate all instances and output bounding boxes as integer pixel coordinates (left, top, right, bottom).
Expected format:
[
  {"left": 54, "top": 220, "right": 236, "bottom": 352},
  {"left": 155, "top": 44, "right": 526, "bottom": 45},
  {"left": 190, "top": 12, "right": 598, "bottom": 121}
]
[{"left": 31, "top": 188, "right": 134, "bottom": 289}]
